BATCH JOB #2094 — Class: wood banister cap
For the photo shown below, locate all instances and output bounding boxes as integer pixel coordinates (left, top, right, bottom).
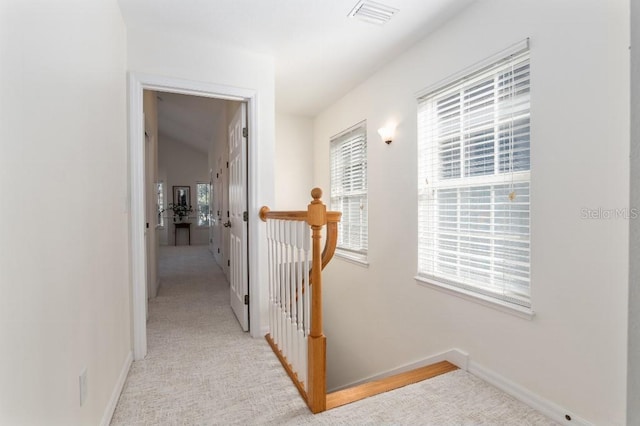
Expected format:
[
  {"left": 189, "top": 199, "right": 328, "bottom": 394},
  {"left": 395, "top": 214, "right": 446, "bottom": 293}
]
[
  {"left": 259, "top": 206, "right": 270, "bottom": 222},
  {"left": 311, "top": 187, "right": 322, "bottom": 204}
]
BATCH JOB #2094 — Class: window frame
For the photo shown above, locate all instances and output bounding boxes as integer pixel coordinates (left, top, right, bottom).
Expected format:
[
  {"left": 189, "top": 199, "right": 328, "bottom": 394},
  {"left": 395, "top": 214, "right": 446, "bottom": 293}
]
[
  {"left": 195, "top": 181, "right": 211, "bottom": 228},
  {"left": 156, "top": 181, "right": 165, "bottom": 229},
  {"left": 329, "top": 120, "right": 369, "bottom": 265},
  {"left": 415, "top": 40, "right": 533, "bottom": 317}
]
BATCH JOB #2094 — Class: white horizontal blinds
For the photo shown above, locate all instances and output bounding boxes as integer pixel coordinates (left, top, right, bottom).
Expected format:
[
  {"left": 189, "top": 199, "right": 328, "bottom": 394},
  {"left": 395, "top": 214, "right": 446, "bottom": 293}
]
[
  {"left": 418, "top": 47, "right": 531, "bottom": 307},
  {"left": 330, "top": 122, "right": 368, "bottom": 254}
]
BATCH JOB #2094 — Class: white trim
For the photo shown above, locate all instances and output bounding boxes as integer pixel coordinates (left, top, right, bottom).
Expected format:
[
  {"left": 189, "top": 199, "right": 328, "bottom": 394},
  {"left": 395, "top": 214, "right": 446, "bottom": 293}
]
[
  {"left": 415, "top": 38, "right": 530, "bottom": 100},
  {"left": 135, "top": 74, "right": 251, "bottom": 101},
  {"left": 128, "top": 74, "right": 148, "bottom": 360},
  {"left": 246, "top": 91, "right": 264, "bottom": 339},
  {"left": 326, "top": 348, "right": 591, "bottom": 425},
  {"left": 415, "top": 275, "right": 535, "bottom": 320},
  {"left": 99, "top": 351, "right": 132, "bottom": 426},
  {"left": 329, "top": 119, "right": 367, "bottom": 141},
  {"left": 468, "top": 360, "right": 593, "bottom": 426},
  {"left": 335, "top": 249, "right": 369, "bottom": 267},
  {"left": 327, "top": 349, "right": 468, "bottom": 393},
  {"left": 128, "top": 73, "right": 264, "bottom": 361}
]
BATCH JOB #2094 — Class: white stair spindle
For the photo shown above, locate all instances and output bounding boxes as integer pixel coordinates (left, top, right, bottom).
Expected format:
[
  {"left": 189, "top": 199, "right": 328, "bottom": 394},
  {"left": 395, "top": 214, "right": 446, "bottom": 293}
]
[
  {"left": 289, "top": 221, "right": 299, "bottom": 376},
  {"left": 276, "top": 220, "right": 283, "bottom": 349},
  {"left": 303, "top": 222, "right": 311, "bottom": 338},
  {"left": 272, "top": 220, "right": 278, "bottom": 348},
  {"left": 267, "top": 220, "right": 274, "bottom": 340},
  {"left": 281, "top": 220, "right": 288, "bottom": 358},
  {"left": 296, "top": 220, "right": 307, "bottom": 387}
]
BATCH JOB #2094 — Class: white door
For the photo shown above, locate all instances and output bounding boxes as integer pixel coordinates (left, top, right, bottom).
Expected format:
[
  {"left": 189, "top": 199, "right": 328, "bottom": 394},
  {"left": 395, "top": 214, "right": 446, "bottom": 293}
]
[{"left": 229, "top": 104, "right": 249, "bottom": 331}]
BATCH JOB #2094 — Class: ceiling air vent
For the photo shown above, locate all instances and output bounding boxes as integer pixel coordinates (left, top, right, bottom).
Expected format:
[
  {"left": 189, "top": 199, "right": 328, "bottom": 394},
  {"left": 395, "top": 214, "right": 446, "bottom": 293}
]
[{"left": 348, "top": 0, "right": 398, "bottom": 25}]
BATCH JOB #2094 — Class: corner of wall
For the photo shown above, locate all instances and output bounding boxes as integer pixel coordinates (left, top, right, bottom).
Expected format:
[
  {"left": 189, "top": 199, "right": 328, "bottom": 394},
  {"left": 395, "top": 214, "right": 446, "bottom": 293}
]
[{"left": 99, "top": 351, "right": 133, "bottom": 426}]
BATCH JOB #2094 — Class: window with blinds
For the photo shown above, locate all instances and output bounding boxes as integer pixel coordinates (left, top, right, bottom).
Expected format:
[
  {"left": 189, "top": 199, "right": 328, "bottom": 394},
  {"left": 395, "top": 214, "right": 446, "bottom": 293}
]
[
  {"left": 196, "top": 182, "right": 210, "bottom": 227},
  {"left": 330, "top": 121, "right": 368, "bottom": 259},
  {"left": 417, "top": 45, "right": 531, "bottom": 308}
]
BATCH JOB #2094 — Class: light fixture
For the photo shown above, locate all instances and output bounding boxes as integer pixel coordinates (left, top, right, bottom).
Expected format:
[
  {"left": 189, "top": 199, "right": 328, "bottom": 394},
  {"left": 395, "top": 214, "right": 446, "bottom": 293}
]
[{"left": 378, "top": 125, "right": 395, "bottom": 144}]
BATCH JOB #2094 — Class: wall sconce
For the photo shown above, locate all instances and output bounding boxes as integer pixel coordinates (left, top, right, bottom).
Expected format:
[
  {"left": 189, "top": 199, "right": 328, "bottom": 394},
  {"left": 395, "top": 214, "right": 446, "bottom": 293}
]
[{"left": 378, "top": 125, "right": 395, "bottom": 144}]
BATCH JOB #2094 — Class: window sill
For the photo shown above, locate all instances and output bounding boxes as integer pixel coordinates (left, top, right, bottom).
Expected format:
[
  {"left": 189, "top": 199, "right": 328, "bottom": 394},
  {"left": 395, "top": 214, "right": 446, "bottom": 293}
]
[
  {"left": 335, "top": 250, "right": 369, "bottom": 268},
  {"left": 414, "top": 275, "right": 535, "bottom": 320}
]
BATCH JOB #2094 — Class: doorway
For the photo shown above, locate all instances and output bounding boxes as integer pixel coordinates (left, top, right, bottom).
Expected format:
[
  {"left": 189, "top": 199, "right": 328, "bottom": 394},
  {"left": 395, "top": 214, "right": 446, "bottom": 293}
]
[{"left": 128, "top": 74, "right": 261, "bottom": 360}]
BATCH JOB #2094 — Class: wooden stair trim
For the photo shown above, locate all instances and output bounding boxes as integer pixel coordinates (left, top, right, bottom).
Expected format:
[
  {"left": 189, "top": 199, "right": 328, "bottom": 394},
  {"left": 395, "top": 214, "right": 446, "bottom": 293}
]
[
  {"left": 325, "top": 360, "right": 458, "bottom": 410},
  {"left": 265, "top": 334, "right": 308, "bottom": 403}
]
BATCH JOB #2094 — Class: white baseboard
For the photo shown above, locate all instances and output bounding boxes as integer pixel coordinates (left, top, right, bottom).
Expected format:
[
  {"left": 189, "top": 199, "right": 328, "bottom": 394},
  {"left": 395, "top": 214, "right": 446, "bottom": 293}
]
[
  {"left": 100, "top": 351, "right": 133, "bottom": 426},
  {"left": 468, "top": 360, "right": 592, "bottom": 426},
  {"left": 328, "top": 348, "right": 469, "bottom": 393},
  {"left": 325, "top": 349, "right": 591, "bottom": 425}
]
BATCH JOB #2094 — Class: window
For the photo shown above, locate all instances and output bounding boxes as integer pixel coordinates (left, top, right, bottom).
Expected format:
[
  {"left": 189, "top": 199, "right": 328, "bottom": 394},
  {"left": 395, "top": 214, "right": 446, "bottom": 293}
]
[
  {"left": 157, "top": 182, "right": 165, "bottom": 228},
  {"left": 417, "top": 44, "right": 531, "bottom": 309},
  {"left": 196, "top": 182, "right": 211, "bottom": 227},
  {"left": 330, "top": 121, "right": 368, "bottom": 261}
]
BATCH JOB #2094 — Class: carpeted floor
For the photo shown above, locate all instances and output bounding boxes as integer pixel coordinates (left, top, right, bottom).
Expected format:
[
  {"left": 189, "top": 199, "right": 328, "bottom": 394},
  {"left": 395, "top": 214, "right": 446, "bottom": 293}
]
[{"left": 110, "top": 245, "right": 557, "bottom": 425}]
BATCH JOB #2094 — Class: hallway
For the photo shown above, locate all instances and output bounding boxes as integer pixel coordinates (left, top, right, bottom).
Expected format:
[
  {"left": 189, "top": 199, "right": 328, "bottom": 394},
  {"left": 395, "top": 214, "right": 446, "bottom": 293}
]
[
  {"left": 110, "top": 245, "right": 304, "bottom": 424},
  {"left": 111, "top": 246, "right": 556, "bottom": 425}
]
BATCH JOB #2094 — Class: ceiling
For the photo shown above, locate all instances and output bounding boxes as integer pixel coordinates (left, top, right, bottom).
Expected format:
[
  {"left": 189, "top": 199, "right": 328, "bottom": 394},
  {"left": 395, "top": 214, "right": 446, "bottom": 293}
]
[
  {"left": 118, "top": 0, "right": 475, "bottom": 117},
  {"left": 156, "top": 92, "right": 231, "bottom": 153}
]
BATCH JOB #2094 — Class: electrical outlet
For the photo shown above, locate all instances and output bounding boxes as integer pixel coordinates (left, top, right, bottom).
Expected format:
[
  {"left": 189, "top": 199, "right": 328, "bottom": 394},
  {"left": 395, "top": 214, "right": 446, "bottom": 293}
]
[{"left": 79, "top": 368, "right": 88, "bottom": 406}]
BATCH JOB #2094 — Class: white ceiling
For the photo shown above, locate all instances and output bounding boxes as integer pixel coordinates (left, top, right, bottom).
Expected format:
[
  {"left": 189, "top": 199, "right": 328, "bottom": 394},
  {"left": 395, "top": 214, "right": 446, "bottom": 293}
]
[
  {"left": 119, "top": 0, "right": 475, "bottom": 117},
  {"left": 156, "top": 92, "right": 231, "bottom": 153}
]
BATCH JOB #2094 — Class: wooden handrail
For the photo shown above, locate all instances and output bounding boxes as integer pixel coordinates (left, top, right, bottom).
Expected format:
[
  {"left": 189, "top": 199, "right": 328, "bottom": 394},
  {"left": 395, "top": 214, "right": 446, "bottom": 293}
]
[
  {"left": 261, "top": 190, "right": 458, "bottom": 413},
  {"left": 321, "top": 221, "right": 338, "bottom": 270},
  {"left": 259, "top": 187, "right": 341, "bottom": 414},
  {"left": 259, "top": 197, "right": 341, "bottom": 274},
  {"left": 259, "top": 207, "right": 341, "bottom": 224}
]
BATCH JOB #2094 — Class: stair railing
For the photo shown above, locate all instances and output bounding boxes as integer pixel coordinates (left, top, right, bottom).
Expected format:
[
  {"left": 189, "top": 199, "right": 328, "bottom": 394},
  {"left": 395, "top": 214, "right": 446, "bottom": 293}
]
[{"left": 259, "top": 188, "right": 341, "bottom": 413}]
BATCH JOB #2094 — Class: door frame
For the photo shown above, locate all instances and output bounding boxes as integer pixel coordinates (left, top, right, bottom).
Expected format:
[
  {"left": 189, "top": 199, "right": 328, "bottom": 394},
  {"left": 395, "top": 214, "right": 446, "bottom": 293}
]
[{"left": 128, "top": 73, "right": 260, "bottom": 360}]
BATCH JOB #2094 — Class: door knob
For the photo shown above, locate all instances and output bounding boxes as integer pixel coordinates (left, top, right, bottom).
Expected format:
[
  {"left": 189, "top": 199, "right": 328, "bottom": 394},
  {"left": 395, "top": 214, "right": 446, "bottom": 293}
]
[{"left": 223, "top": 221, "right": 232, "bottom": 228}]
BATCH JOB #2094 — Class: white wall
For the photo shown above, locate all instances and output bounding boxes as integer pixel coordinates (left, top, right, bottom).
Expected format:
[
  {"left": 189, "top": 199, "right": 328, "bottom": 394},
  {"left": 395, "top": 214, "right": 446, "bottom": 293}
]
[
  {"left": 158, "top": 136, "right": 210, "bottom": 246},
  {"left": 275, "top": 112, "right": 314, "bottom": 209},
  {"left": 313, "top": 1, "right": 629, "bottom": 424},
  {"left": 0, "top": 1, "right": 130, "bottom": 424},
  {"left": 128, "top": 27, "right": 276, "bottom": 336},
  {"left": 629, "top": 0, "right": 640, "bottom": 423}
]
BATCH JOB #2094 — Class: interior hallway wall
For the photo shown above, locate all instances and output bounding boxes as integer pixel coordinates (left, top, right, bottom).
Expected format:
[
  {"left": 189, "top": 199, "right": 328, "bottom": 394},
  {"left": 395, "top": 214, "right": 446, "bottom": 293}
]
[
  {"left": 158, "top": 136, "right": 209, "bottom": 246},
  {"left": 0, "top": 1, "right": 131, "bottom": 424},
  {"left": 313, "top": 0, "right": 629, "bottom": 424},
  {"left": 275, "top": 112, "right": 314, "bottom": 209}
]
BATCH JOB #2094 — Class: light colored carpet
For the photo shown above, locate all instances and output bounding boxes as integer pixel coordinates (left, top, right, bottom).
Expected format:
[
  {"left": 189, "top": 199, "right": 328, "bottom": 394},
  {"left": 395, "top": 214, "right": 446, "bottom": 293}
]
[{"left": 111, "top": 245, "right": 557, "bottom": 426}]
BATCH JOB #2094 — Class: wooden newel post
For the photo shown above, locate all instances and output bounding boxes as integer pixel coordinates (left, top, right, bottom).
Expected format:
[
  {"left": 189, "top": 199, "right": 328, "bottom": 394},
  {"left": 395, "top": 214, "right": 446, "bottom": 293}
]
[{"left": 306, "top": 187, "right": 327, "bottom": 413}]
